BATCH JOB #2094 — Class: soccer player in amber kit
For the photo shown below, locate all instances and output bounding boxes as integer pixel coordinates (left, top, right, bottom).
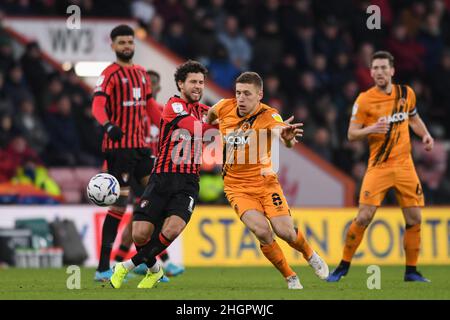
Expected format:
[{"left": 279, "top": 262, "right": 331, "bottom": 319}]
[
  {"left": 328, "top": 51, "right": 434, "bottom": 283},
  {"left": 207, "top": 72, "right": 329, "bottom": 289}
]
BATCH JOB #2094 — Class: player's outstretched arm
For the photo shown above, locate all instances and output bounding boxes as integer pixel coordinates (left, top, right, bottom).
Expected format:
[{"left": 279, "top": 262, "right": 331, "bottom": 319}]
[
  {"left": 276, "top": 122, "right": 303, "bottom": 148},
  {"left": 206, "top": 104, "right": 219, "bottom": 124},
  {"left": 409, "top": 114, "right": 434, "bottom": 151}
]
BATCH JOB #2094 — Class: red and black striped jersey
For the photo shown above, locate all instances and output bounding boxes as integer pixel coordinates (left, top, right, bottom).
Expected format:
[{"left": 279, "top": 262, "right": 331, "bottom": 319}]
[
  {"left": 93, "top": 63, "right": 152, "bottom": 150},
  {"left": 154, "top": 96, "right": 210, "bottom": 175}
]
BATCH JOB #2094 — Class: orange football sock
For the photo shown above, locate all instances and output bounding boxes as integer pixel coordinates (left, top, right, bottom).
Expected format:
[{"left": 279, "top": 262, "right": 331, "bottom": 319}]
[
  {"left": 260, "top": 240, "right": 296, "bottom": 278},
  {"left": 288, "top": 228, "right": 313, "bottom": 260},
  {"left": 342, "top": 219, "right": 366, "bottom": 262},
  {"left": 404, "top": 224, "right": 421, "bottom": 267}
]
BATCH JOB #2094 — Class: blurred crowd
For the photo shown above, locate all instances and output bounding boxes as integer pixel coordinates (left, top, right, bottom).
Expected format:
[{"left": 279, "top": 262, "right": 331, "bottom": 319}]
[
  {"left": 1, "top": 0, "right": 450, "bottom": 204},
  {"left": 0, "top": 35, "right": 103, "bottom": 184}
]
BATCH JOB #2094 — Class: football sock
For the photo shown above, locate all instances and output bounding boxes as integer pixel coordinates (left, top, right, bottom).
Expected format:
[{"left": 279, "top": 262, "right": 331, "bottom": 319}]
[
  {"left": 159, "top": 250, "right": 169, "bottom": 262},
  {"left": 122, "top": 259, "right": 136, "bottom": 271},
  {"left": 97, "top": 210, "right": 123, "bottom": 272},
  {"left": 114, "top": 244, "right": 131, "bottom": 262},
  {"left": 260, "top": 240, "right": 296, "bottom": 278},
  {"left": 288, "top": 227, "right": 313, "bottom": 260},
  {"left": 149, "top": 260, "right": 161, "bottom": 272},
  {"left": 342, "top": 219, "right": 366, "bottom": 262},
  {"left": 404, "top": 223, "right": 421, "bottom": 268},
  {"left": 131, "top": 232, "right": 173, "bottom": 268}
]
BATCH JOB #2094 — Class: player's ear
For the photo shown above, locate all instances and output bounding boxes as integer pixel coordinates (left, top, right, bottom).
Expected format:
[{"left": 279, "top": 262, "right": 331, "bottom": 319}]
[
  {"left": 391, "top": 67, "right": 395, "bottom": 77},
  {"left": 258, "top": 89, "right": 263, "bottom": 101},
  {"left": 178, "top": 80, "right": 184, "bottom": 91}
]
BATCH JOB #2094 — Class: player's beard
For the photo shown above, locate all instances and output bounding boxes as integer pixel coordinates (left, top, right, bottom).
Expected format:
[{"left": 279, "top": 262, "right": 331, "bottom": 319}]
[
  {"left": 186, "top": 90, "right": 202, "bottom": 103},
  {"left": 116, "top": 50, "right": 134, "bottom": 63},
  {"left": 376, "top": 78, "right": 389, "bottom": 90}
]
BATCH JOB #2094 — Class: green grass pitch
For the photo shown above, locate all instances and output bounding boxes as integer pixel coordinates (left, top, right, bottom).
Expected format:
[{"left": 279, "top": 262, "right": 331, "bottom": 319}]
[{"left": 0, "top": 266, "right": 448, "bottom": 300}]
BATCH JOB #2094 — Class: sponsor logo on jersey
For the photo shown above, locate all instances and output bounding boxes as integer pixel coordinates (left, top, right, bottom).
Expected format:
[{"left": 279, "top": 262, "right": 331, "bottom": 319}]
[{"left": 378, "top": 112, "right": 409, "bottom": 124}]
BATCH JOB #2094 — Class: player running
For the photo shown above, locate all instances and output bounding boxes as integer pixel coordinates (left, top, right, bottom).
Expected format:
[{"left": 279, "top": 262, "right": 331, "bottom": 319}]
[
  {"left": 110, "top": 60, "right": 217, "bottom": 289},
  {"left": 206, "top": 72, "right": 329, "bottom": 289},
  {"left": 113, "top": 70, "right": 185, "bottom": 279}
]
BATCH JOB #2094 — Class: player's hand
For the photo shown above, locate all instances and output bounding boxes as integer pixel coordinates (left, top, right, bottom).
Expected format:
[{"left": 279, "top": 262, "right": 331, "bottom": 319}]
[
  {"left": 423, "top": 134, "right": 434, "bottom": 151},
  {"left": 281, "top": 122, "right": 303, "bottom": 143},
  {"left": 104, "top": 122, "right": 123, "bottom": 142},
  {"left": 368, "top": 118, "right": 389, "bottom": 134},
  {"left": 284, "top": 116, "right": 294, "bottom": 125}
]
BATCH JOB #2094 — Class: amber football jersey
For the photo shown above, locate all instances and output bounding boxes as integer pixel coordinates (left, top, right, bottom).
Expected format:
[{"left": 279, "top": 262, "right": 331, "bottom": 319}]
[
  {"left": 215, "top": 98, "right": 286, "bottom": 189},
  {"left": 351, "top": 84, "right": 418, "bottom": 167}
]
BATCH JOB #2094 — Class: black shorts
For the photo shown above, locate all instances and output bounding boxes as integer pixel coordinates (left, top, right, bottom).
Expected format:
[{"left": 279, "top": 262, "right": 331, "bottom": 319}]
[
  {"left": 133, "top": 173, "right": 199, "bottom": 225},
  {"left": 104, "top": 148, "right": 154, "bottom": 189}
]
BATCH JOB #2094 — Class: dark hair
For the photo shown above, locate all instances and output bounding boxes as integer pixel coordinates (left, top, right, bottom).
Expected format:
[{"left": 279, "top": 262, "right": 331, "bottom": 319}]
[
  {"left": 110, "top": 24, "right": 134, "bottom": 41},
  {"left": 235, "top": 71, "right": 263, "bottom": 89},
  {"left": 174, "top": 60, "right": 208, "bottom": 91},
  {"left": 371, "top": 51, "right": 394, "bottom": 67},
  {"left": 146, "top": 70, "right": 160, "bottom": 80}
]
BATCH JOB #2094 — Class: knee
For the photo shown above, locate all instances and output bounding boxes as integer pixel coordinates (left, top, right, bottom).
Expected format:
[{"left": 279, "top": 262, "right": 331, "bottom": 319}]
[
  {"left": 132, "top": 230, "right": 150, "bottom": 246},
  {"left": 275, "top": 229, "right": 297, "bottom": 243},
  {"left": 253, "top": 226, "right": 273, "bottom": 243},
  {"left": 356, "top": 208, "right": 376, "bottom": 227},
  {"left": 162, "top": 224, "right": 184, "bottom": 241},
  {"left": 407, "top": 215, "right": 422, "bottom": 226}
]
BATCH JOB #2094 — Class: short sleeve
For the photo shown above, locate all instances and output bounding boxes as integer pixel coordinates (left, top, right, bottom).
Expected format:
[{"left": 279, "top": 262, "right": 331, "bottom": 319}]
[
  {"left": 213, "top": 99, "right": 226, "bottom": 119},
  {"left": 407, "top": 86, "right": 417, "bottom": 117},
  {"left": 350, "top": 94, "right": 367, "bottom": 125},
  {"left": 93, "top": 69, "right": 115, "bottom": 97},
  {"left": 266, "top": 110, "right": 287, "bottom": 130},
  {"left": 162, "top": 99, "right": 190, "bottom": 123}
]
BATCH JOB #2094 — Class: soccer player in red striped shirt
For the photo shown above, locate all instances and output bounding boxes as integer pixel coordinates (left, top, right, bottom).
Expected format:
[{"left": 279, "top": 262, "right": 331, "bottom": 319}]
[
  {"left": 91, "top": 25, "right": 161, "bottom": 281},
  {"left": 110, "top": 60, "right": 218, "bottom": 289},
  {"left": 114, "top": 70, "right": 185, "bottom": 279}
]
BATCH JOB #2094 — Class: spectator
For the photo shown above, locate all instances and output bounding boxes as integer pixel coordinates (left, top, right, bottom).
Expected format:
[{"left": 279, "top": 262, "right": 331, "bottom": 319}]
[
  {"left": 191, "top": 14, "right": 219, "bottom": 62},
  {"left": 430, "top": 49, "right": 450, "bottom": 125},
  {"left": 13, "top": 99, "right": 49, "bottom": 155},
  {"left": 20, "top": 41, "right": 48, "bottom": 115},
  {"left": 314, "top": 16, "right": 347, "bottom": 64},
  {"left": 354, "top": 42, "right": 374, "bottom": 91},
  {"left": 0, "top": 71, "right": 13, "bottom": 114},
  {"left": 43, "top": 73, "right": 64, "bottom": 114},
  {"left": 418, "top": 13, "right": 445, "bottom": 72},
  {"left": 0, "top": 35, "right": 14, "bottom": 74},
  {"left": 148, "top": 14, "right": 165, "bottom": 42},
  {"left": 310, "top": 127, "right": 333, "bottom": 162},
  {"left": 131, "top": 0, "right": 156, "bottom": 26},
  {"left": 44, "top": 95, "right": 81, "bottom": 166},
  {"left": 386, "top": 23, "right": 426, "bottom": 80},
  {"left": 291, "top": 21, "right": 315, "bottom": 69},
  {"left": 0, "top": 135, "right": 40, "bottom": 183},
  {"left": 277, "top": 53, "right": 298, "bottom": 101},
  {"left": 218, "top": 15, "right": 252, "bottom": 71},
  {"left": 251, "top": 19, "right": 282, "bottom": 74},
  {"left": 0, "top": 112, "right": 14, "bottom": 149},
  {"left": 207, "top": 43, "right": 240, "bottom": 91},
  {"left": 263, "top": 73, "right": 286, "bottom": 115},
  {"left": 163, "top": 20, "right": 191, "bottom": 58},
  {"left": 4, "top": 63, "right": 33, "bottom": 107}
]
